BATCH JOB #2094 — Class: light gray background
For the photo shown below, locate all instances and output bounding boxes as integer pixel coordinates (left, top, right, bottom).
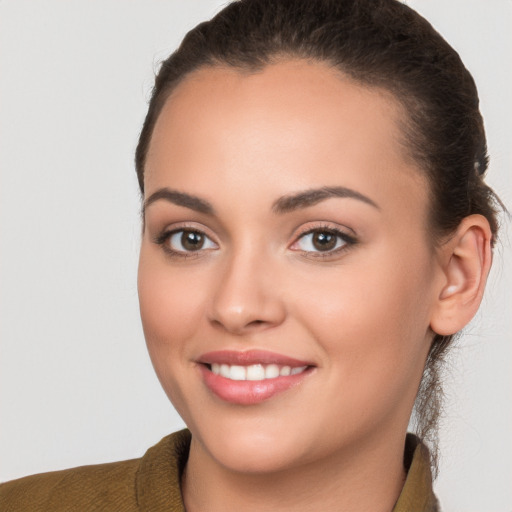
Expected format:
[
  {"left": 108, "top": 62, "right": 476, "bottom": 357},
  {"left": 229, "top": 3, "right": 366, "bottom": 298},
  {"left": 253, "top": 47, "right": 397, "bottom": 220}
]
[{"left": 1, "top": 1, "right": 510, "bottom": 510}]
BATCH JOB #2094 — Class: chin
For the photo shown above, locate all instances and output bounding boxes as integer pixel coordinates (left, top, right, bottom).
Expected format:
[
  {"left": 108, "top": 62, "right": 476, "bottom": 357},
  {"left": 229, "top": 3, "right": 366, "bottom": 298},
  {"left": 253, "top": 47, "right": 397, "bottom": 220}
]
[
  {"left": 190, "top": 418, "right": 313, "bottom": 474},
  {"left": 209, "top": 440, "right": 302, "bottom": 474}
]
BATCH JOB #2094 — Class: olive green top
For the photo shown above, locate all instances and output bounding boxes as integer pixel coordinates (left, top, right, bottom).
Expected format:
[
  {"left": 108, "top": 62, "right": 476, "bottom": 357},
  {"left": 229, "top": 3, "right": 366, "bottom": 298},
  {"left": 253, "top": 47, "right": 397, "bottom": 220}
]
[{"left": 0, "top": 430, "right": 439, "bottom": 511}]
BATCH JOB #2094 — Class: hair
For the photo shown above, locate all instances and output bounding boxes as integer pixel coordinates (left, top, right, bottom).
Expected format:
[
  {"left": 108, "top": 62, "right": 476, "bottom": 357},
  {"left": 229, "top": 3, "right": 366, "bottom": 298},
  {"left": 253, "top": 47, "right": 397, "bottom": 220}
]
[{"left": 135, "top": 0, "right": 501, "bottom": 476}]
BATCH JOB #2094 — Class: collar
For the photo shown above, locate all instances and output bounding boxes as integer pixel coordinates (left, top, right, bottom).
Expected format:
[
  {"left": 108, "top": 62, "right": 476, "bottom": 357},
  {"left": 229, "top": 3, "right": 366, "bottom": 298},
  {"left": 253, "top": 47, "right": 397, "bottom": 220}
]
[
  {"left": 393, "top": 433, "right": 439, "bottom": 511},
  {"left": 135, "top": 430, "right": 438, "bottom": 512}
]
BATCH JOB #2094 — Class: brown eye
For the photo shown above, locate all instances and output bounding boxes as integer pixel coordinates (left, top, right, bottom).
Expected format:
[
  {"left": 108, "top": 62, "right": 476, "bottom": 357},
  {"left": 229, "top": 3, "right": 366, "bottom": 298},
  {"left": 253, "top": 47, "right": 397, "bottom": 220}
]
[
  {"left": 311, "top": 231, "right": 337, "bottom": 251},
  {"left": 292, "top": 228, "right": 355, "bottom": 255},
  {"left": 181, "top": 231, "right": 205, "bottom": 251},
  {"left": 166, "top": 229, "right": 217, "bottom": 253}
]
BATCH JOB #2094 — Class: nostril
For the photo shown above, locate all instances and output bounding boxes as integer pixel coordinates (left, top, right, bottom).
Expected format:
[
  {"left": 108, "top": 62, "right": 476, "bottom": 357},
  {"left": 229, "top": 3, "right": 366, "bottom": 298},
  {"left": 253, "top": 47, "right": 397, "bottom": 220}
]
[{"left": 247, "top": 319, "right": 266, "bottom": 328}]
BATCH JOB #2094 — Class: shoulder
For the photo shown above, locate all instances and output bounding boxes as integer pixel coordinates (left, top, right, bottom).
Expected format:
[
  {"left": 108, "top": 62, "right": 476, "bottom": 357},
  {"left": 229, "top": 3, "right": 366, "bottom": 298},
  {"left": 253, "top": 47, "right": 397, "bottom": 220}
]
[
  {"left": 0, "top": 430, "right": 191, "bottom": 512},
  {"left": 0, "top": 457, "right": 140, "bottom": 512}
]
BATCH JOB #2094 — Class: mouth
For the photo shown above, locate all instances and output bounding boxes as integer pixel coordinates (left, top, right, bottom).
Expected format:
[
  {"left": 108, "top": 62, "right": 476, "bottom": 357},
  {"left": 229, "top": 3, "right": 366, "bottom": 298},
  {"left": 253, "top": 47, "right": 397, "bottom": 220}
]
[
  {"left": 208, "top": 362, "right": 308, "bottom": 381},
  {"left": 197, "top": 350, "right": 315, "bottom": 405}
]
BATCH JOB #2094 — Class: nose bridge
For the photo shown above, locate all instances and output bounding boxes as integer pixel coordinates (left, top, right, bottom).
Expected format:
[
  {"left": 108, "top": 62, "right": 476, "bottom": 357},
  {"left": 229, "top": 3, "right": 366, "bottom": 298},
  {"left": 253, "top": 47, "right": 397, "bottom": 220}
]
[{"left": 208, "top": 241, "right": 285, "bottom": 334}]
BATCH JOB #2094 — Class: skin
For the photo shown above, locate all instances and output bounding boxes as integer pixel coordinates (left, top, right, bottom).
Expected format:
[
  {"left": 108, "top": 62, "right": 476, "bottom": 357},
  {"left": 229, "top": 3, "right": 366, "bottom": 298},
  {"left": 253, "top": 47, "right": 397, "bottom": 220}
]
[{"left": 138, "top": 60, "right": 492, "bottom": 512}]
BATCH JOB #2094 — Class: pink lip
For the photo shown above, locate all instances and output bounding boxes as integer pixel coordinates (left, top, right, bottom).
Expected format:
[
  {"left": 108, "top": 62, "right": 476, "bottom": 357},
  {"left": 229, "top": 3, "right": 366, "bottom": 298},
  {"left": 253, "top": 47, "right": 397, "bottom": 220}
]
[
  {"left": 197, "top": 350, "right": 314, "bottom": 405},
  {"left": 198, "top": 349, "right": 312, "bottom": 367}
]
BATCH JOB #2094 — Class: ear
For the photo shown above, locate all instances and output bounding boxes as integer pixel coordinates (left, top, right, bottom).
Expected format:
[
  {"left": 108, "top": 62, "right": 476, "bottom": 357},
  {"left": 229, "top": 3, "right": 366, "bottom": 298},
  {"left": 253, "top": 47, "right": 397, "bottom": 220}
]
[{"left": 430, "top": 215, "right": 493, "bottom": 336}]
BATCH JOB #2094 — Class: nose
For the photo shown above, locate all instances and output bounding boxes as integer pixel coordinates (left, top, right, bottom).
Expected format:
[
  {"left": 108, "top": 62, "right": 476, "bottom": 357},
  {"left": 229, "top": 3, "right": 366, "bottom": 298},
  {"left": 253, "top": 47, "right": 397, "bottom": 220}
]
[{"left": 207, "top": 248, "right": 286, "bottom": 335}]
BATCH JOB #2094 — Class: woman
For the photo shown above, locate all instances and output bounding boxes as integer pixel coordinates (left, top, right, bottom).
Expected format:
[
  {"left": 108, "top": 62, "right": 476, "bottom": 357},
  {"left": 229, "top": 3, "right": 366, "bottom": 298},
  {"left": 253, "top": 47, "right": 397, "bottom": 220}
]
[{"left": 0, "top": 0, "right": 507, "bottom": 510}]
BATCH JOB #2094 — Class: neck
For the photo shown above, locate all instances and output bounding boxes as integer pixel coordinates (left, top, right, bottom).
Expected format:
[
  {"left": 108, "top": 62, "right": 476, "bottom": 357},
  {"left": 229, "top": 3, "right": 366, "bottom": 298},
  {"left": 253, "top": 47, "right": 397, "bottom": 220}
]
[{"left": 182, "top": 430, "right": 407, "bottom": 512}]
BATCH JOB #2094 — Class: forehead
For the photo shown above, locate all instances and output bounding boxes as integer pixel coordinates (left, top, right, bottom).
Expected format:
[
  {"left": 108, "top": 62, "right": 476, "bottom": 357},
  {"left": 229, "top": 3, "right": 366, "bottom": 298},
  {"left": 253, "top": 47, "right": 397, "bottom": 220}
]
[
  {"left": 145, "top": 60, "right": 428, "bottom": 219},
  {"left": 148, "top": 60, "right": 406, "bottom": 166}
]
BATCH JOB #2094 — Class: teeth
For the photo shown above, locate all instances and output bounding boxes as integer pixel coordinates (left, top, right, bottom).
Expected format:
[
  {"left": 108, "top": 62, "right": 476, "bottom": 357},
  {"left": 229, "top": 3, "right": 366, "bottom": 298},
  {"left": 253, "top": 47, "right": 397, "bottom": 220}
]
[
  {"left": 280, "top": 366, "right": 291, "bottom": 376},
  {"left": 229, "top": 365, "right": 246, "bottom": 380},
  {"left": 209, "top": 363, "right": 307, "bottom": 381},
  {"left": 246, "top": 364, "right": 265, "bottom": 380},
  {"left": 220, "top": 364, "right": 230, "bottom": 378},
  {"left": 265, "top": 364, "right": 280, "bottom": 379}
]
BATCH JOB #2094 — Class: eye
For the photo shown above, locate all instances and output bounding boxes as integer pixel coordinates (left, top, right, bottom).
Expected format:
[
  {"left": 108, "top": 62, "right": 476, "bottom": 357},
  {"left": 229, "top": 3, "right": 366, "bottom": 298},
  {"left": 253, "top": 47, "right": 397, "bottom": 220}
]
[
  {"left": 155, "top": 228, "right": 218, "bottom": 255},
  {"left": 291, "top": 227, "right": 356, "bottom": 254}
]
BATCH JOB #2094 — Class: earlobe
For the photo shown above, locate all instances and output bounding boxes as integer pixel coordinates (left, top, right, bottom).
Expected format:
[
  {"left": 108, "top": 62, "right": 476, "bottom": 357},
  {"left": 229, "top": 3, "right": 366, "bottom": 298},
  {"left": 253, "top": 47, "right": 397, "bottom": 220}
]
[{"left": 430, "top": 215, "right": 493, "bottom": 336}]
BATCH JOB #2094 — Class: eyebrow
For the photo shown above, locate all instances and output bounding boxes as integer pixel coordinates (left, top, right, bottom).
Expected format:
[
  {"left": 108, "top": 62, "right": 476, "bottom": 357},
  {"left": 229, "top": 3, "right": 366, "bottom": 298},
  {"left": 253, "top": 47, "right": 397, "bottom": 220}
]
[
  {"left": 142, "top": 185, "right": 379, "bottom": 218},
  {"left": 143, "top": 188, "right": 215, "bottom": 216},
  {"left": 272, "top": 186, "right": 380, "bottom": 213}
]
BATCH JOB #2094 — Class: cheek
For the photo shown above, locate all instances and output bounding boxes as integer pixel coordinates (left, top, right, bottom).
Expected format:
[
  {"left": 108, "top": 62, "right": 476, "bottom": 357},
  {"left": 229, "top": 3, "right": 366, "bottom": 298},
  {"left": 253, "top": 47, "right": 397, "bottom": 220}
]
[
  {"left": 137, "top": 247, "right": 213, "bottom": 423},
  {"left": 290, "top": 249, "right": 435, "bottom": 398},
  {"left": 137, "top": 248, "right": 207, "bottom": 365}
]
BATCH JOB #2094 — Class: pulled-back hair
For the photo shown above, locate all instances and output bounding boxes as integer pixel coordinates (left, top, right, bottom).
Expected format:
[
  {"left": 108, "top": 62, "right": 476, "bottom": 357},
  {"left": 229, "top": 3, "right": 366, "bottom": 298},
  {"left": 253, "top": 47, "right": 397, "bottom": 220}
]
[{"left": 135, "top": 0, "right": 501, "bottom": 475}]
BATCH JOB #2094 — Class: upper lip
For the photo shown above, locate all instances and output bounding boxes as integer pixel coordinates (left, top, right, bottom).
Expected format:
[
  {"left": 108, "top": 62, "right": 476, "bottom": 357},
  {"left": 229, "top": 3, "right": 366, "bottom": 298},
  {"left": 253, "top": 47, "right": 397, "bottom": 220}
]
[{"left": 197, "top": 349, "right": 313, "bottom": 367}]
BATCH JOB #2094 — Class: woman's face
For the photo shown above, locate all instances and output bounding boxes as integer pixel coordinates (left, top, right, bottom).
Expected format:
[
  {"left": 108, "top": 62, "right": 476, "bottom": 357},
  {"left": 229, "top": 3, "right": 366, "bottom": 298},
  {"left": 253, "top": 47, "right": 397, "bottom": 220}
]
[{"left": 138, "top": 60, "right": 442, "bottom": 473}]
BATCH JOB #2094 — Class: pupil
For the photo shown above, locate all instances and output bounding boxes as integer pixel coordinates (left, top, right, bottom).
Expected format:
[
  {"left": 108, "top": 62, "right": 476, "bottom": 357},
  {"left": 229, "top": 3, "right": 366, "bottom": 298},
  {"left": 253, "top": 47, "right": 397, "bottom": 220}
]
[
  {"left": 182, "top": 231, "right": 204, "bottom": 251},
  {"left": 313, "top": 232, "right": 336, "bottom": 251}
]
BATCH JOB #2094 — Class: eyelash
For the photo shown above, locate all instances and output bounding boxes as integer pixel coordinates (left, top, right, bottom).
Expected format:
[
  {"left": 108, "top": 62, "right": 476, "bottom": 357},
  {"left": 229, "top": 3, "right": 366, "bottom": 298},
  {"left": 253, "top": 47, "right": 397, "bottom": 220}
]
[
  {"left": 152, "top": 224, "right": 357, "bottom": 260},
  {"left": 291, "top": 224, "right": 357, "bottom": 259},
  {"left": 153, "top": 225, "right": 217, "bottom": 259}
]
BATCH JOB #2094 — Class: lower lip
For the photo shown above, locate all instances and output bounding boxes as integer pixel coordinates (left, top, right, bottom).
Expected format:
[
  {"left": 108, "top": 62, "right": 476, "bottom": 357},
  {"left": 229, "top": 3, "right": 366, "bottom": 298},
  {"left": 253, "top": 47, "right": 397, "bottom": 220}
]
[{"left": 199, "top": 365, "right": 312, "bottom": 405}]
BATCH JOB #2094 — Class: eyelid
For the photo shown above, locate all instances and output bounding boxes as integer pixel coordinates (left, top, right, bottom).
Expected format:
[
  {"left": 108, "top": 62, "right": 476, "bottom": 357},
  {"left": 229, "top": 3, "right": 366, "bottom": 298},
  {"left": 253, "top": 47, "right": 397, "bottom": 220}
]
[
  {"left": 152, "top": 221, "right": 217, "bottom": 242},
  {"left": 152, "top": 222, "right": 219, "bottom": 258},
  {"left": 289, "top": 222, "right": 358, "bottom": 257},
  {"left": 291, "top": 221, "right": 357, "bottom": 242}
]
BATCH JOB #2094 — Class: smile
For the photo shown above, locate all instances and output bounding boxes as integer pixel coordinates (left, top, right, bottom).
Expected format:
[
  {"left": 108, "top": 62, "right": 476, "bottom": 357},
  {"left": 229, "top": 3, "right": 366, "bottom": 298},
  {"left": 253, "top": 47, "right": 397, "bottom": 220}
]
[
  {"left": 210, "top": 363, "right": 308, "bottom": 381},
  {"left": 198, "top": 350, "right": 315, "bottom": 405}
]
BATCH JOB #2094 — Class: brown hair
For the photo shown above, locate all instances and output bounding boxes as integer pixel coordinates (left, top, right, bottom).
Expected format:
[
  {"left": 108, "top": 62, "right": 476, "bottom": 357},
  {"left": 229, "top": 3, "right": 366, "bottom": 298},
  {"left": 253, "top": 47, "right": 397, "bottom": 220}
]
[{"left": 135, "top": 0, "right": 501, "bottom": 475}]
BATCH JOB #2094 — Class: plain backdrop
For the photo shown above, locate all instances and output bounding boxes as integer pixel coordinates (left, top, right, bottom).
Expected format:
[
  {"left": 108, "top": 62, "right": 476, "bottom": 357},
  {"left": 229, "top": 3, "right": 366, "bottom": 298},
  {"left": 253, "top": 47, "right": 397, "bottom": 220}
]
[{"left": 1, "top": 1, "right": 511, "bottom": 510}]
